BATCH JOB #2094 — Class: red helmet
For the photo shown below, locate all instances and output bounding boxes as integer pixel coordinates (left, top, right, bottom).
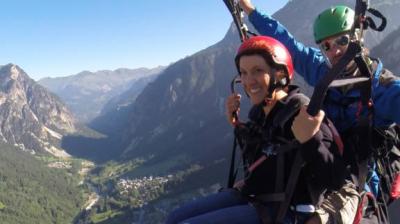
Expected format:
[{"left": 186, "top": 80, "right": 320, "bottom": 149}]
[{"left": 235, "top": 36, "right": 294, "bottom": 81}]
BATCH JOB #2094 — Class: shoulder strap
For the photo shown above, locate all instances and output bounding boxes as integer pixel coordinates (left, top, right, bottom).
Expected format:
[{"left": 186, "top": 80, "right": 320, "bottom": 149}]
[
  {"left": 275, "top": 146, "right": 303, "bottom": 223},
  {"left": 353, "top": 55, "right": 374, "bottom": 193}
]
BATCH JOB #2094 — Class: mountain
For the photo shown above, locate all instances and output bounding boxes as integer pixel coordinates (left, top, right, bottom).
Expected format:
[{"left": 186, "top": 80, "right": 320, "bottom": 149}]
[
  {"left": 0, "top": 64, "right": 76, "bottom": 156},
  {"left": 88, "top": 73, "right": 158, "bottom": 134},
  {"left": 371, "top": 25, "right": 400, "bottom": 74},
  {"left": 118, "top": 42, "right": 235, "bottom": 165},
  {"left": 38, "top": 67, "right": 164, "bottom": 123}
]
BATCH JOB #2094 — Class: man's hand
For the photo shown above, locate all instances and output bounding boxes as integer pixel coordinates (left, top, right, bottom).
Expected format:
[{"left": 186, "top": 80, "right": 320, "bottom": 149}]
[{"left": 239, "top": 0, "right": 255, "bottom": 15}]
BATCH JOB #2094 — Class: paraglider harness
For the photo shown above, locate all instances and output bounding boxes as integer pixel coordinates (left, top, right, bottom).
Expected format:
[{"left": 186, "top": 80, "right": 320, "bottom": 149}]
[{"left": 223, "top": 0, "right": 398, "bottom": 223}]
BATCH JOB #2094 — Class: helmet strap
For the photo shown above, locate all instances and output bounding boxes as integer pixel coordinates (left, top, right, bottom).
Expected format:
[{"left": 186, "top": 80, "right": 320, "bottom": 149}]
[
  {"left": 262, "top": 71, "right": 287, "bottom": 106},
  {"left": 262, "top": 82, "right": 276, "bottom": 106}
]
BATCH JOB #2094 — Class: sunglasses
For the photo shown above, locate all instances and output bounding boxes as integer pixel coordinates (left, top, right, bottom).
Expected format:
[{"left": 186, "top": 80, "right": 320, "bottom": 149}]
[{"left": 319, "top": 34, "right": 350, "bottom": 52}]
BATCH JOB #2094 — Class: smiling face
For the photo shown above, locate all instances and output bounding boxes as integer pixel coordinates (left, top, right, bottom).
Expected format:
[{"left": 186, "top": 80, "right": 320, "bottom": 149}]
[{"left": 239, "top": 54, "right": 274, "bottom": 105}]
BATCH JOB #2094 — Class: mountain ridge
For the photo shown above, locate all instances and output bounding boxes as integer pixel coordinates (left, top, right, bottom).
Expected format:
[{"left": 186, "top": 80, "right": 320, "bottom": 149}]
[
  {"left": 39, "top": 66, "right": 165, "bottom": 123},
  {"left": 0, "top": 63, "right": 77, "bottom": 156}
]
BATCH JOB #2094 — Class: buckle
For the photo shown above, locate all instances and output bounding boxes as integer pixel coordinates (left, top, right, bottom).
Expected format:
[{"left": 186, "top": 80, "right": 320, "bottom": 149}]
[{"left": 290, "top": 204, "right": 316, "bottom": 213}]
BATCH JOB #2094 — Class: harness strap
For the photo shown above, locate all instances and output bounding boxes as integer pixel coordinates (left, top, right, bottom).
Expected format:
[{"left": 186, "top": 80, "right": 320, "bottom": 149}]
[
  {"left": 327, "top": 119, "right": 344, "bottom": 155},
  {"left": 351, "top": 57, "right": 393, "bottom": 223},
  {"left": 329, "top": 76, "right": 369, "bottom": 87},
  {"left": 276, "top": 147, "right": 304, "bottom": 223},
  {"left": 222, "top": 0, "right": 256, "bottom": 42},
  {"left": 275, "top": 154, "right": 285, "bottom": 193},
  {"left": 227, "top": 136, "right": 239, "bottom": 188},
  {"left": 248, "top": 155, "right": 267, "bottom": 173},
  {"left": 247, "top": 142, "right": 297, "bottom": 173},
  {"left": 255, "top": 193, "right": 286, "bottom": 202},
  {"left": 377, "top": 178, "right": 390, "bottom": 224},
  {"left": 353, "top": 55, "right": 374, "bottom": 192}
]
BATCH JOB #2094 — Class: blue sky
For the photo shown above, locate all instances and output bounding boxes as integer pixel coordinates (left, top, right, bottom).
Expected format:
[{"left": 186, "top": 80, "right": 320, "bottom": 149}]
[{"left": 0, "top": 0, "right": 288, "bottom": 80}]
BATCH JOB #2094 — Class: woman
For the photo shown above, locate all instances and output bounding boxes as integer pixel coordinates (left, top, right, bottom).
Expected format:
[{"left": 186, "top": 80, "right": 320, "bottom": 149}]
[{"left": 166, "top": 36, "right": 353, "bottom": 224}]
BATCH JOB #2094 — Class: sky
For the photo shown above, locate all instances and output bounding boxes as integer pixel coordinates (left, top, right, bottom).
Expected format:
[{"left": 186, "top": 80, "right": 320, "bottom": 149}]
[{"left": 0, "top": 0, "right": 288, "bottom": 80}]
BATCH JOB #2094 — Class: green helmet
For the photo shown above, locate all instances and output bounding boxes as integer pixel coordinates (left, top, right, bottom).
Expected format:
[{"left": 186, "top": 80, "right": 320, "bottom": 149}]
[{"left": 313, "top": 5, "right": 355, "bottom": 43}]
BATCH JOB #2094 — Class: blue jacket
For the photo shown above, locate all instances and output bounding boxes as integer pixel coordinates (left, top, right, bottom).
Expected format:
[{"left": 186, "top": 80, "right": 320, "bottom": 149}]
[{"left": 248, "top": 9, "right": 400, "bottom": 132}]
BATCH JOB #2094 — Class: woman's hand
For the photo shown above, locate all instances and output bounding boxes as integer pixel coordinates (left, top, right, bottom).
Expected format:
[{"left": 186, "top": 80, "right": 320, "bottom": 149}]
[
  {"left": 233, "top": 179, "right": 245, "bottom": 191},
  {"left": 225, "top": 93, "right": 241, "bottom": 126},
  {"left": 291, "top": 106, "right": 325, "bottom": 144}
]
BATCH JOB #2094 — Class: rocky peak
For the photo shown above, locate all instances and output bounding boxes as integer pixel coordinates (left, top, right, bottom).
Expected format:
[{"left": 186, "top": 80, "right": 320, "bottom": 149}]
[
  {"left": 371, "top": 26, "right": 400, "bottom": 74},
  {"left": 0, "top": 63, "right": 76, "bottom": 156}
]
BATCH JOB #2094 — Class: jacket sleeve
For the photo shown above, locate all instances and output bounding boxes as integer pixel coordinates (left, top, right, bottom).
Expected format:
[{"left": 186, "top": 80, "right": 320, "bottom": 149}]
[
  {"left": 372, "top": 67, "right": 400, "bottom": 126},
  {"left": 298, "top": 122, "right": 335, "bottom": 163},
  {"left": 248, "top": 9, "right": 329, "bottom": 87},
  {"left": 297, "top": 121, "right": 347, "bottom": 188}
]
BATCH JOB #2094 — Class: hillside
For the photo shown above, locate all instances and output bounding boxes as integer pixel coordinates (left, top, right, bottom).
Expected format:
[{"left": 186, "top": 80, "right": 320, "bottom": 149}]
[{"left": 0, "top": 142, "right": 84, "bottom": 224}]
